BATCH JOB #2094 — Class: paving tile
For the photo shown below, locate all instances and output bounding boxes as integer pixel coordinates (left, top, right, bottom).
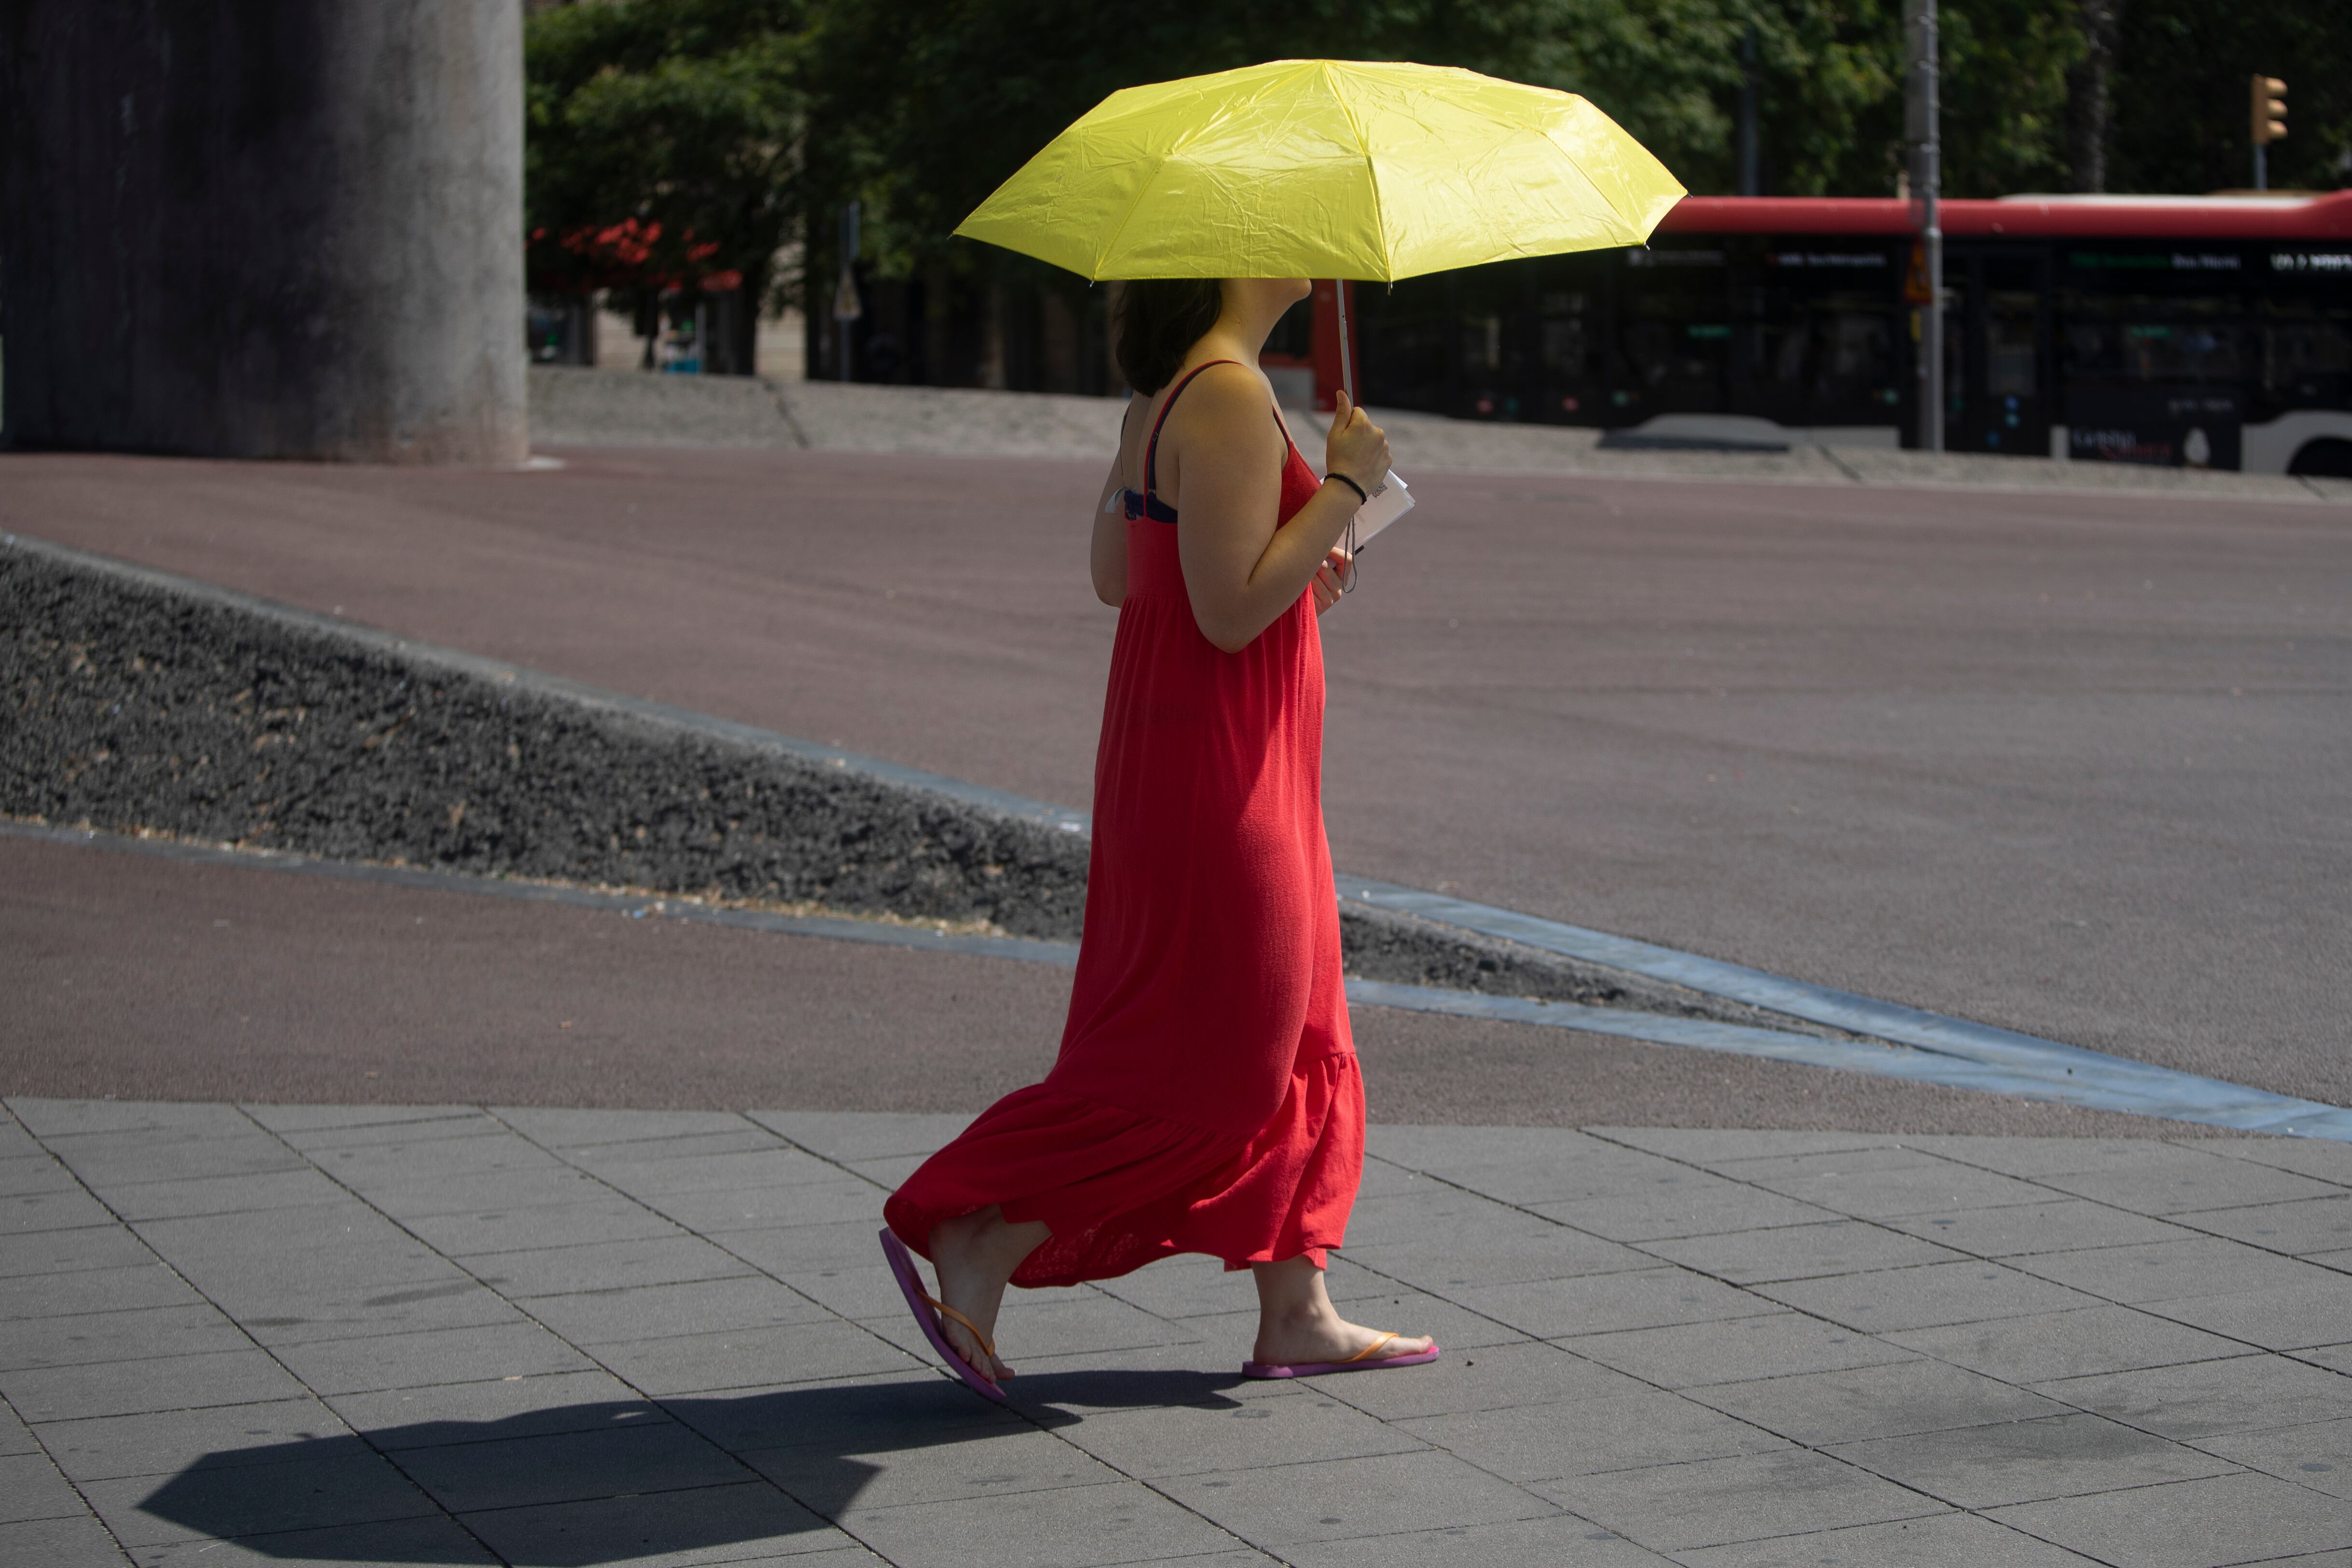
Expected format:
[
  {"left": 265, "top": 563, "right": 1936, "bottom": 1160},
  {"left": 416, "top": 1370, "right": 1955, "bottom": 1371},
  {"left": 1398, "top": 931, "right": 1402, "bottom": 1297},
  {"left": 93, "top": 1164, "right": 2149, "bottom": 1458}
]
[
  {"left": 2175, "top": 1196, "right": 2352, "bottom": 1257},
  {"left": 494, "top": 1106, "right": 761, "bottom": 1148},
  {"left": 400, "top": 1195, "right": 682, "bottom": 1257},
  {"left": 1530, "top": 1185, "right": 1842, "bottom": 1242},
  {"left": 2007, "top": 1235, "right": 2339, "bottom": 1303},
  {"left": 473, "top": 1234, "right": 756, "bottom": 1298},
  {"left": 274, "top": 1112, "right": 505, "bottom": 1152},
  {"left": 593, "top": 1318, "right": 918, "bottom": 1396},
  {"left": 1754, "top": 1260, "right": 2103, "bottom": 1332},
  {"left": 1986, "top": 1470, "right": 2352, "bottom": 1567},
  {"left": 1716, "top": 1148, "right": 2058, "bottom": 1219},
  {"left": 0, "top": 1511, "right": 136, "bottom": 1568},
  {"left": 1827, "top": 1410, "right": 2238, "bottom": 1507},
  {"left": 395, "top": 1419, "right": 747, "bottom": 1513},
  {"left": 667, "top": 1371, "right": 1026, "bottom": 1454},
  {"left": 1447, "top": 1267, "right": 1782, "bottom": 1339},
  {"left": 1092, "top": 1255, "right": 1280, "bottom": 1319},
  {"left": 1, "top": 1304, "right": 249, "bottom": 1371},
  {"left": 1428, "top": 1152, "right": 1761, "bottom": 1210},
  {"left": 43, "top": 1130, "right": 307, "bottom": 1191},
  {"left": 3, "top": 1348, "right": 309, "bottom": 1423},
  {"left": 1532, "top": 1448, "right": 1946, "bottom": 1553},
  {"left": 756, "top": 1261, "right": 906, "bottom": 1321},
  {"left": 1157, "top": 1448, "right": 1555, "bottom": 1547},
  {"left": 1898, "top": 1135, "right": 2210, "bottom": 1179},
  {"left": 304, "top": 1131, "right": 562, "bottom": 1189},
  {"left": 84, "top": 1450, "right": 438, "bottom": 1547},
  {"left": 1316, "top": 1338, "right": 1647, "bottom": 1421},
  {"left": 1886, "top": 1304, "right": 2252, "bottom": 1383},
  {"left": 0, "top": 1152, "right": 79, "bottom": 1195},
  {"left": 9, "top": 1100, "right": 250, "bottom": 1140},
  {"left": 6, "top": 1262, "right": 206, "bottom": 1319},
  {"left": 2, "top": 1185, "right": 120, "bottom": 1235},
  {"left": 0, "top": 1118, "right": 38, "bottom": 1158},
  {"left": 326, "top": 1368, "right": 655, "bottom": 1450},
  {"left": 2304, "top": 1249, "right": 2352, "bottom": 1276},
  {"left": 842, "top": 1154, "right": 927, "bottom": 1188},
  {"left": 37, "top": 1399, "right": 363, "bottom": 1484},
  {"left": 1640, "top": 1219, "right": 1968, "bottom": 1284},
  {"left": 1369, "top": 1123, "right": 1625, "bottom": 1168},
  {"left": 1331, "top": 1219, "right": 1656, "bottom": 1291},
  {"left": 569, "top": 1148, "right": 847, "bottom": 1199},
  {"left": 636, "top": 1176, "right": 888, "bottom": 1235},
  {"left": 1670, "top": 1509, "right": 2104, "bottom": 1566},
  {"left": 1557, "top": 1311, "right": 1916, "bottom": 1390},
  {"left": 1580, "top": 1127, "right": 1907, "bottom": 1166},
  {"left": 2032, "top": 1151, "right": 2345, "bottom": 1217},
  {"left": 520, "top": 1275, "right": 836, "bottom": 1346},
  {"left": 238, "top": 1103, "right": 482, "bottom": 1136},
  {"left": 717, "top": 1218, "right": 906, "bottom": 1274},
  {"left": 1299, "top": 1185, "right": 1529, "bottom": 1249},
  {"left": 744, "top": 1110, "right": 971, "bottom": 1162},
  {"left": 355, "top": 1165, "right": 613, "bottom": 1220},
  {"left": 2138, "top": 1280, "right": 2352, "bottom": 1352},
  {"left": 1282, "top": 1512, "right": 1676, "bottom": 1566},
  {"left": 0, "top": 1223, "right": 155, "bottom": 1279},
  {"left": 846, "top": 1476, "right": 1237, "bottom": 1568},
  {"left": 1886, "top": 1199, "right": 2196, "bottom": 1258},
  {"left": 2194, "top": 1415, "right": 2352, "bottom": 1498},
  {"left": 458, "top": 1480, "right": 847, "bottom": 1566},
  {"left": 2033, "top": 1353, "right": 2352, "bottom": 1439},
  {"left": 1399, "top": 1387, "right": 1787, "bottom": 1482},
  {"left": 271, "top": 1321, "right": 596, "bottom": 1396},
  {"left": 102, "top": 1169, "right": 349, "bottom": 1222},
  {"left": 0, "top": 1403, "right": 36, "bottom": 1456},
  {"left": 2193, "top": 1138, "right": 2352, "bottom": 1188},
  {"left": 1688, "top": 1358, "right": 2063, "bottom": 1445},
  {"left": 750, "top": 1424, "right": 1123, "bottom": 1508},
  {"left": 124, "top": 1512, "right": 496, "bottom": 1565},
  {"left": 0, "top": 1447, "right": 95, "bottom": 1522},
  {"left": 1050, "top": 1385, "right": 1424, "bottom": 1478}
]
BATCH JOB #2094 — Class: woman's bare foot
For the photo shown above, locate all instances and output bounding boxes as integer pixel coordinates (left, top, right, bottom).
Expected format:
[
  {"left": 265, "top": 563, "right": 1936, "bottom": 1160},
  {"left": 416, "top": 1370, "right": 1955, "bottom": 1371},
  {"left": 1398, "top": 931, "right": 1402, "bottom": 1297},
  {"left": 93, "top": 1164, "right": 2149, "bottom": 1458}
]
[
  {"left": 1249, "top": 1254, "right": 1434, "bottom": 1368},
  {"left": 926, "top": 1207, "right": 1049, "bottom": 1385}
]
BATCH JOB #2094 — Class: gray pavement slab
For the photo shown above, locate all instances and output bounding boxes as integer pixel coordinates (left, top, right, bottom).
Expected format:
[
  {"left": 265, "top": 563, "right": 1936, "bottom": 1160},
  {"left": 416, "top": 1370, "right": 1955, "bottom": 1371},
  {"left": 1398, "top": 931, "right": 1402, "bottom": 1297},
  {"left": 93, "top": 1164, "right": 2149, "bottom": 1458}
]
[
  {"left": 5, "top": 1104, "right": 2352, "bottom": 1567},
  {"left": 2173, "top": 1195, "right": 2352, "bottom": 1256},
  {"left": 1985, "top": 1470, "right": 2352, "bottom": 1567}
]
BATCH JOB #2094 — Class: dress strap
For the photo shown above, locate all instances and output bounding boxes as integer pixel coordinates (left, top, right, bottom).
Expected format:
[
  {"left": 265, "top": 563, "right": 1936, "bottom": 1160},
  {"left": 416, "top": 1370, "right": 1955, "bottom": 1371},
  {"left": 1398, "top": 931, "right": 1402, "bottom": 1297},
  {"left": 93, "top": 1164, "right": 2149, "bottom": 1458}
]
[{"left": 1142, "top": 360, "right": 1240, "bottom": 514}]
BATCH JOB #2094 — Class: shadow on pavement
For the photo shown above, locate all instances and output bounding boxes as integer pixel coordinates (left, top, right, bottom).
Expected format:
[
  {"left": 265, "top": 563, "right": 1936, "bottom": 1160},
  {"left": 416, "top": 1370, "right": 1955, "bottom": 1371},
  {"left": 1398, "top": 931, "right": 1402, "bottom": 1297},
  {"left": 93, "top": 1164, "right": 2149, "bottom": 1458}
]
[{"left": 138, "top": 1370, "right": 1247, "bottom": 1563}]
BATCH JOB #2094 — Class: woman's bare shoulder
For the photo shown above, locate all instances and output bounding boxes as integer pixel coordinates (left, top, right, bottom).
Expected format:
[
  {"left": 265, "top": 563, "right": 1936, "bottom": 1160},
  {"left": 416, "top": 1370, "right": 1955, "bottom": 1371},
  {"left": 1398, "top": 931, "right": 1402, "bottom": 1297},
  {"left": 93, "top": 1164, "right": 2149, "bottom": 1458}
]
[{"left": 1166, "top": 359, "right": 1273, "bottom": 431}]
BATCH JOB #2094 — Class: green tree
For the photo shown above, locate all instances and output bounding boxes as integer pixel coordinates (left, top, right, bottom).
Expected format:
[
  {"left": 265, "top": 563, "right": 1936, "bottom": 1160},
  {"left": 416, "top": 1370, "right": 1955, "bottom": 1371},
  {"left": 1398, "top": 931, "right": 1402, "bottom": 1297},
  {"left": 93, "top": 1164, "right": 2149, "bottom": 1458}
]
[
  {"left": 525, "top": 0, "right": 806, "bottom": 371},
  {"left": 2106, "top": 0, "right": 2352, "bottom": 193}
]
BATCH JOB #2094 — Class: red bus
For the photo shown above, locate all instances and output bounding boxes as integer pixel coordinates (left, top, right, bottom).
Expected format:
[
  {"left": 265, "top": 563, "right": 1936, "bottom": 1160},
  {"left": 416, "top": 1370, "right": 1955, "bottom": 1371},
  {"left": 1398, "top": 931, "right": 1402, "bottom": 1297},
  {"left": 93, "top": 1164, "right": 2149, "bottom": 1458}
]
[{"left": 1332, "top": 191, "right": 2352, "bottom": 477}]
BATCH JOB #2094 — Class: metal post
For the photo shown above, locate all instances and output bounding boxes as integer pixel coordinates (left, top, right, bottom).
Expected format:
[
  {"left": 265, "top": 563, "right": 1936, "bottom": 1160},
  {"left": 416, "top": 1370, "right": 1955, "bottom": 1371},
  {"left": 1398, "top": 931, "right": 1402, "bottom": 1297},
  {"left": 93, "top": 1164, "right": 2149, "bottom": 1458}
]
[
  {"left": 2254, "top": 143, "right": 2268, "bottom": 192},
  {"left": 1738, "top": 24, "right": 1761, "bottom": 198},
  {"left": 1906, "top": 0, "right": 1943, "bottom": 453},
  {"left": 835, "top": 201, "right": 862, "bottom": 382}
]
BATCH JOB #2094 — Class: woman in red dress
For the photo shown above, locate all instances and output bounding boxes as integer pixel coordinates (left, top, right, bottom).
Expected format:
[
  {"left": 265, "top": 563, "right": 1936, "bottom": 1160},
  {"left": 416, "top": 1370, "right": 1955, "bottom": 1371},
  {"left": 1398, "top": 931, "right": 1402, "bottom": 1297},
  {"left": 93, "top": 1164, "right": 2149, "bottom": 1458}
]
[{"left": 882, "top": 277, "right": 1435, "bottom": 1393}]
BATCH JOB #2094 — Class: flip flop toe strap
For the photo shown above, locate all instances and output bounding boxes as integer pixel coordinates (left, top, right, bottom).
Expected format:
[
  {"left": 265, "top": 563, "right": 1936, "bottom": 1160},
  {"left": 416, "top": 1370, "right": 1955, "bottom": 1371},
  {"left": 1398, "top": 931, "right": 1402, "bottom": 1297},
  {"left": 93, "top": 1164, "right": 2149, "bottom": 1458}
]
[
  {"left": 923, "top": 1292, "right": 998, "bottom": 1361},
  {"left": 1340, "top": 1331, "right": 1401, "bottom": 1365}
]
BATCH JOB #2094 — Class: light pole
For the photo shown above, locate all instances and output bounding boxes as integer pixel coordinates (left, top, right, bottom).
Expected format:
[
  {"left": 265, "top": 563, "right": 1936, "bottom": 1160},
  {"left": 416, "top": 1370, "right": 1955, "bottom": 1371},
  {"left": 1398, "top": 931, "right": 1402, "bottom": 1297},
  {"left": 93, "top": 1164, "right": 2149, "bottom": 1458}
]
[
  {"left": 1906, "top": 0, "right": 1943, "bottom": 453},
  {"left": 834, "top": 202, "right": 863, "bottom": 382}
]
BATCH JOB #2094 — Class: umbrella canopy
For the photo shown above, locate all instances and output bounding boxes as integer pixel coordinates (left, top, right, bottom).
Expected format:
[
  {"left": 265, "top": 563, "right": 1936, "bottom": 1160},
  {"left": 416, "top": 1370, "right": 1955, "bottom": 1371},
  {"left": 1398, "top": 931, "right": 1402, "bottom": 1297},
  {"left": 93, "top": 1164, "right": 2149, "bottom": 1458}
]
[{"left": 954, "top": 59, "right": 1686, "bottom": 282}]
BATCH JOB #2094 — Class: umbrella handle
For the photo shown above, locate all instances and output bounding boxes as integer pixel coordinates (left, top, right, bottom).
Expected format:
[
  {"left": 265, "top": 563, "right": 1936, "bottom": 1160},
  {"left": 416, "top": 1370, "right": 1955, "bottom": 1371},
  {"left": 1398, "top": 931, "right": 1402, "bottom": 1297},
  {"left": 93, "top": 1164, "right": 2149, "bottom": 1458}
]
[{"left": 1332, "top": 279, "right": 1353, "bottom": 408}]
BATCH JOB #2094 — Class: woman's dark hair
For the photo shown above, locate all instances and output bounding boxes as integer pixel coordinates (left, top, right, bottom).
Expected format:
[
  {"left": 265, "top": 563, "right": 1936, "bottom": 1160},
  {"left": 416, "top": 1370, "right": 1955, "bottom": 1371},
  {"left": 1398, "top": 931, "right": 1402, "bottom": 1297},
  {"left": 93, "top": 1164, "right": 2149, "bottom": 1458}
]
[{"left": 1115, "top": 279, "right": 1225, "bottom": 394}]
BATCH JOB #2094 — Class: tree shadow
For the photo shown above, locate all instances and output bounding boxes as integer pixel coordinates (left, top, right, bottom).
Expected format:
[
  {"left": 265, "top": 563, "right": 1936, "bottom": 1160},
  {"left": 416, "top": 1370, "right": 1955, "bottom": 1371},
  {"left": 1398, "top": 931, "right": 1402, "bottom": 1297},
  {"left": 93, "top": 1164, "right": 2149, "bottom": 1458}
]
[{"left": 138, "top": 1368, "right": 1246, "bottom": 1565}]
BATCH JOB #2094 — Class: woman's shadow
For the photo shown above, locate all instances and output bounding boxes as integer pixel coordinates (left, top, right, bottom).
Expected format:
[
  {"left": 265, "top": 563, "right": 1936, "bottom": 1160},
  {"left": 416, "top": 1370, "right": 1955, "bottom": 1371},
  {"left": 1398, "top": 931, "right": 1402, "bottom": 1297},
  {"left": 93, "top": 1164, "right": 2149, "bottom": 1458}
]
[{"left": 137, "top": 1368, "right": 1246, "bottom": 1565}]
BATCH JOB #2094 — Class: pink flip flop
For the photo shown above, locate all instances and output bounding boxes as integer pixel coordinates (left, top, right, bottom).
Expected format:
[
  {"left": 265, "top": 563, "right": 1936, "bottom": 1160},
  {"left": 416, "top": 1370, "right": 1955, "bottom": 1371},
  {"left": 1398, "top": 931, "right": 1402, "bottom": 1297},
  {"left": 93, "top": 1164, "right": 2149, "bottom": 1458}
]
[
  {"left": 878, "top": 1229, "right": 1008, "bottom": 1403},
  {"left": 1244, "top": 1332, "right": 1442, "bottom": 1380}
]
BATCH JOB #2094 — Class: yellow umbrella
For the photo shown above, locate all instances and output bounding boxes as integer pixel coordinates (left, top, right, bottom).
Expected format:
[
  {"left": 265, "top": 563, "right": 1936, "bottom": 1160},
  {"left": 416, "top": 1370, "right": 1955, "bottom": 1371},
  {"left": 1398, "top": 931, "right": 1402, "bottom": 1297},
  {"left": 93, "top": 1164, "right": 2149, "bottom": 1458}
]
[{"left": 953, "top": 58, "right": 1686, "bottom": 285}]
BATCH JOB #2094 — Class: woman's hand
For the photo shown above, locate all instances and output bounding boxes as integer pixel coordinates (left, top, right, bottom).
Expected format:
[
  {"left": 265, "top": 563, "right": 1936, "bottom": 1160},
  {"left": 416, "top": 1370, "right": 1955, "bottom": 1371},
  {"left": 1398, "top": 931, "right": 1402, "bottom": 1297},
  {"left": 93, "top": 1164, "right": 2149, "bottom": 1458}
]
[
  {"left": 1311, "top": 546, "right": 1349, "bottom": 614},
  {"left": 1323, "top": 390, "right": 1390, "bottom": 497}
]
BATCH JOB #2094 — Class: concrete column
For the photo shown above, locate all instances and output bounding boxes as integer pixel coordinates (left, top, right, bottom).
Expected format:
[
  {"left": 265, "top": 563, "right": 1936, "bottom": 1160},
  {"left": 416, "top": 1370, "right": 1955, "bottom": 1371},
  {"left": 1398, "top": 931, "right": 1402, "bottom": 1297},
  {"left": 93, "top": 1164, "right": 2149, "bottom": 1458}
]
[{"left": 0, "top": 1, "right": 525, "bottom": 463}]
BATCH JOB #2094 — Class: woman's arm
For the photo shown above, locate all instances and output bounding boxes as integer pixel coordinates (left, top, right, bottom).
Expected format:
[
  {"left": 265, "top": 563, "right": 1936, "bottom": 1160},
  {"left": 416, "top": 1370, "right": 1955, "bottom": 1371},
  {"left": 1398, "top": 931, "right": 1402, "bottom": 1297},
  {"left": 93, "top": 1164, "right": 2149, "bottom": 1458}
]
[
  {"left": 1169, "top": 368, "right": 1389, "bottom": 653},
  {"left": 1089, "top": 393, "right": 1149, "bottom": 607}
]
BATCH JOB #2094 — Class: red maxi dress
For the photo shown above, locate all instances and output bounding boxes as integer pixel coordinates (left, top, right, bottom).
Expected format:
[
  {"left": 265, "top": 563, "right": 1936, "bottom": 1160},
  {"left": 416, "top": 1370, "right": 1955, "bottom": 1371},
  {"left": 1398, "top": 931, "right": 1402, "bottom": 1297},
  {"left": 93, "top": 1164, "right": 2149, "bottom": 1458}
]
[{"left": 884, "top": 362, "right": 1361, "bottom": 1288}]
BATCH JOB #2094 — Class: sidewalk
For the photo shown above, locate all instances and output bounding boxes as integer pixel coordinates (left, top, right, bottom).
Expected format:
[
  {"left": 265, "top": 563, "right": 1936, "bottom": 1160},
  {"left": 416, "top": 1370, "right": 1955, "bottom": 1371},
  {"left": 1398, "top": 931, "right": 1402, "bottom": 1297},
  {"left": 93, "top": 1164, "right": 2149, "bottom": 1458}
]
[{"left": 6, "top": 1100, "right": 2350, "bottom": 1566}]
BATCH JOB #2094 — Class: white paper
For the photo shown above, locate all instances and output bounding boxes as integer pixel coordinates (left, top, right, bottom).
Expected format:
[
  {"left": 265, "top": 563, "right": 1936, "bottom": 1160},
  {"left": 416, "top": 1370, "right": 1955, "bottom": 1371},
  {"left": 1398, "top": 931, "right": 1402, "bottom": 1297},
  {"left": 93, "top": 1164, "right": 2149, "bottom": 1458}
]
[{"left": 1350, "top": 469, "right": 1412, "bottom": 548}]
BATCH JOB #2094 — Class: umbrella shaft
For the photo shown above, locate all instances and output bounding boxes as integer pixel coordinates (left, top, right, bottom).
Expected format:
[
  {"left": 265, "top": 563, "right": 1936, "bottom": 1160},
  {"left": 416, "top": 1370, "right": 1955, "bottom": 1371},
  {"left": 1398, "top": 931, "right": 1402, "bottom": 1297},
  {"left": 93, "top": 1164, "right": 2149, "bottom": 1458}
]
[{"left": 1332, "top": 280, "right": 1354, "bottom": 406}]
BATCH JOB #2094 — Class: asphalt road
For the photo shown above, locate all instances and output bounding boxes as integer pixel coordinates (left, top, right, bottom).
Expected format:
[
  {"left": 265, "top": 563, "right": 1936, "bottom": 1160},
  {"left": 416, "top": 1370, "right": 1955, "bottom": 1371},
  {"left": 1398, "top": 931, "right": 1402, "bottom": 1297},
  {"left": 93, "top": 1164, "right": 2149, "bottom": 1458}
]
[
  {"left": 4, "top": 444, "right": 2346, "bottom": 1109},
  {"left": 1, "top": 833, "right": 2215, "bottom": 1135}
]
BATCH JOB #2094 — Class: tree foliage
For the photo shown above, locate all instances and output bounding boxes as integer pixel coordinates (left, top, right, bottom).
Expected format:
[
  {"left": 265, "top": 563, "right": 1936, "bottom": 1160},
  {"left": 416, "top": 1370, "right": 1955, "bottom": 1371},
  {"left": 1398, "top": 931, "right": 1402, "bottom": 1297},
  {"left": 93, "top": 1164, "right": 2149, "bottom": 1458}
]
[{"left": 526, "top": 0, "right": 2351, "bottom": 320}]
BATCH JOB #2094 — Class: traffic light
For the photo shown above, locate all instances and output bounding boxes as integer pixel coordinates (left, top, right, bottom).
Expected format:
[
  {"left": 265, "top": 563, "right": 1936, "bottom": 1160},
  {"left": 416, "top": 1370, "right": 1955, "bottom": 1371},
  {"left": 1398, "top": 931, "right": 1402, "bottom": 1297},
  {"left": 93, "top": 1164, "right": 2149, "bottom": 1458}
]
[{"left": 2251, "top": 75, "right": 2287, "bottom": 147}]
